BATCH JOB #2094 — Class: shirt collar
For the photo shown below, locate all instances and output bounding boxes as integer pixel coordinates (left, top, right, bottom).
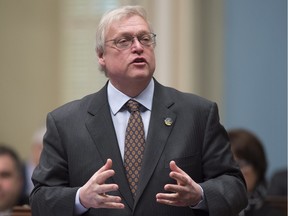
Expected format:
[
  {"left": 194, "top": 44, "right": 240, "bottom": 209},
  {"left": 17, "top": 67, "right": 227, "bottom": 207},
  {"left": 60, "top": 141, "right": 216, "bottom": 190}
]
[{"left": 107, "top": 79, "right": 154, "bottom": 115}]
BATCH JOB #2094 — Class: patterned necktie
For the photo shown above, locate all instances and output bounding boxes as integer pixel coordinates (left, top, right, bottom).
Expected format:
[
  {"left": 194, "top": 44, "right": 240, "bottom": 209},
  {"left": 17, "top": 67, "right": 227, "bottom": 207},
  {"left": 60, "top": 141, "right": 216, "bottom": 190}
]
[{"left": 124, "top": 99, "right": 145, "bottom": 197}]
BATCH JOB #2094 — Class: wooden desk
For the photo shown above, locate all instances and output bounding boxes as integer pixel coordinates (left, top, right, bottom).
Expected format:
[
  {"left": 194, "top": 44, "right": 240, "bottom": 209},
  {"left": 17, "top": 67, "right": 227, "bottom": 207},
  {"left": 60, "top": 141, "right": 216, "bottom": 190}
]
[
  {"left": 265, "top": 196, "right": 287, "bottom": 215},
  {"left": 11, "top": 206, "right": 31, "bottom": 216}
]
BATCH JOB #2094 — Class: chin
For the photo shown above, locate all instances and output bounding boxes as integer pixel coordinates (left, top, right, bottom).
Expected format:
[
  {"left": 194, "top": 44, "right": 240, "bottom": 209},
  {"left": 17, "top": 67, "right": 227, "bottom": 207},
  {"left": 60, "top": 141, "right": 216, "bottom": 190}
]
[{"left": 132, "top": 73, "right": 152, "bottom": 82}]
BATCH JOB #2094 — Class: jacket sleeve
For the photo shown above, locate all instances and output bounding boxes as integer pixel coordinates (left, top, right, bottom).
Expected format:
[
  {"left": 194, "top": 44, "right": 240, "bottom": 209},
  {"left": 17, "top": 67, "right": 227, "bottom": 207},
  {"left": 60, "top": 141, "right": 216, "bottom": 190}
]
[
  {"left": 199, "top": 103, "right": 248, "bottom": 216},
  {"left": 30, "top": 113, "right": 79, "bottom": 216}
]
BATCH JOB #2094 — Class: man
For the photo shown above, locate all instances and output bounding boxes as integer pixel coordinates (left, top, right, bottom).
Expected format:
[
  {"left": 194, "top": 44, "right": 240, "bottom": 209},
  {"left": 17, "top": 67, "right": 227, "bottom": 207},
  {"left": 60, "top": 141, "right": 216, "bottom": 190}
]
[
  {"left": 30, "top": 5, "right": 247, "bottom": 216},
  {"left": 0, "top": 145, "right": 26, "bottom": 216}
]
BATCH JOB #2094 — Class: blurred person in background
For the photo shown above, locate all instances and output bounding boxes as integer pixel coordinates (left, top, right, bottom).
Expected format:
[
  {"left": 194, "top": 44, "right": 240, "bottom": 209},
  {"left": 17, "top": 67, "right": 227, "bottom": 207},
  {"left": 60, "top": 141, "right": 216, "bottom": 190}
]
[
  {"left": 23, "top": 126, "right": 45, "bottom": 197},
  {"left": 0, "top": 144, "right": 28, "bottom": 216},
  {"left": 268, "top": 168, "right": 287, "bottom": 197},
  {"left": 228, "top": 129, "right": 285, "bottom": 216}
]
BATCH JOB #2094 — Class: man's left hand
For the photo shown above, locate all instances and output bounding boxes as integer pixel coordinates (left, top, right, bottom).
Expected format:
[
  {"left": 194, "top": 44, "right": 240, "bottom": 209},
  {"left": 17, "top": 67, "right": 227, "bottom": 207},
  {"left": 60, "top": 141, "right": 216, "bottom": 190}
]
[{"left": 156, "top": 160, "right": 202, "bottom": 207}]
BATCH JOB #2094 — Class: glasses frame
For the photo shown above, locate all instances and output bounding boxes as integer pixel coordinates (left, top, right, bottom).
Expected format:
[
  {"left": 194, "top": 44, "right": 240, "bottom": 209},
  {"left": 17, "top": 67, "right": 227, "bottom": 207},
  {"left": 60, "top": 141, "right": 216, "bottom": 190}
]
[{"left": 105, "top": 33, "right": 156, "bottom": 50}]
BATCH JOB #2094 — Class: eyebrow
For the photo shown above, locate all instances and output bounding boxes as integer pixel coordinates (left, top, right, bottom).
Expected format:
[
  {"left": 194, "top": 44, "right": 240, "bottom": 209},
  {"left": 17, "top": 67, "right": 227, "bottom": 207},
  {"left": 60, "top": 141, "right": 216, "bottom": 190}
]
[
  {"left": 0, "top": 170, "right": 14, "bottom": 178},
  {"left": 115, "top": 30, "right": 150, "bottom": 37}
]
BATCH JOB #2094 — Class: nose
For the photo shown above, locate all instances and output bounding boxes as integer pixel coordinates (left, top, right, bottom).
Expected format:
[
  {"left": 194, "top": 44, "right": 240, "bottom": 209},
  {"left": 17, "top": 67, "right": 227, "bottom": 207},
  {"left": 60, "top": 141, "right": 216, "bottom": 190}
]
[{"left": 131, "top": 37, "right": 144, "bottom": 54}]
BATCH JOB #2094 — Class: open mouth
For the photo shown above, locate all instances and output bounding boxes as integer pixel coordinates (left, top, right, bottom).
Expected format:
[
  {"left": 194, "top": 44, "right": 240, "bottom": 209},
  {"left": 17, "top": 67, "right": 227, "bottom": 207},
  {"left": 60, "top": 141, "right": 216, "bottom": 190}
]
[{"left": 132, "top": 58, "right": 146, "bottom": 64}]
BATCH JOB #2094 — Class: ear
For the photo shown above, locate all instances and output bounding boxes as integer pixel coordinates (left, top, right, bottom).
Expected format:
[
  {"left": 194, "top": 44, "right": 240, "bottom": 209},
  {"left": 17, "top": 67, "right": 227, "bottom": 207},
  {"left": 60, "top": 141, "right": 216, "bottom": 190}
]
[{"left": 97, "top": 50, "right": 105, "bottom": 68}]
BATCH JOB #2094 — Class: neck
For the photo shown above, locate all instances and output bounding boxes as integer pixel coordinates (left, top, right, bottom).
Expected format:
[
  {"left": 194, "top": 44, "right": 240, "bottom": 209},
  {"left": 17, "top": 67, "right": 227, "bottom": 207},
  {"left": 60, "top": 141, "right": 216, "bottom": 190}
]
[{"left": 110, "top": 78, "right": 151, "bottom": 98}]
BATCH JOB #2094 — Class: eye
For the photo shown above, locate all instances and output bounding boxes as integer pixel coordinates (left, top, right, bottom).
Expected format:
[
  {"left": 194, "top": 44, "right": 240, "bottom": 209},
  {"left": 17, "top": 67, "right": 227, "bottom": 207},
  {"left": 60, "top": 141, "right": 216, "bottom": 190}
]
[
  {"left": 116, "top": 36, "right": 132, "bottom": 46},
  {"left": 140, "top": 34, "right": 152, "bottom": 42},
  {"left": 0, "top": 171, "right": 13, "bottom": 179},
  {"left": 117, "top": 38, "right": 128, "bottom": 43}
]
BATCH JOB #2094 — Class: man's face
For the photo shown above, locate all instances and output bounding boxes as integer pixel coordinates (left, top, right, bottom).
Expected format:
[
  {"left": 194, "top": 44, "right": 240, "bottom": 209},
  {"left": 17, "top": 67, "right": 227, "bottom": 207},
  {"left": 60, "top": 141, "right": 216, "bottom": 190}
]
[
  {"left": 98, "top": 15, "right": 156, "bottom": 90},
  {"left": 0, "top": 155, "right": 22, "bottom": 211}
]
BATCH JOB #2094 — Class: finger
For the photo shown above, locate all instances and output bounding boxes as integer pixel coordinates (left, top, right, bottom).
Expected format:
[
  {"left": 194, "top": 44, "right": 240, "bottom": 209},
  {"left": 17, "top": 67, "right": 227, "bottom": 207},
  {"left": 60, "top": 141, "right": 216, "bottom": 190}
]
[
  {"left": 105, "top": 158, "right": 113, "bottom": 169},
  {"left": 95, "top": 169, "right": 116, "bottom": 185},
  {"left": 164, "top": 184, "right": 185, "bottom": 194},
  {"left": 156, "top": 192, "right": 178, "bottom": 201},
  {"left": 156, "top": 193, "right": 185, "bottom": 207},
  {"left": 96, "top": 194, "right": 123, "bottom": 203},
  {"left": 94, "top": 194, "right": 125, "bottom": 209},
  {"left": 90, "top": 159, "right": 115, "bottom": 184},
  {"left": 96, "top": 159, "right": 113, "bottom": 175},
  {"left": 169, "top": 161, "right": 185, "bottom": 175},
  {"left": 169, "top": 161, "right": 194, "bottom": 187},
  {"left": 156, "top": 198, "right": 184, "bottom": 207},
  {"left": 96, "top": 183, "right": 119, "bottom": 194},
  {"left": 169, "top": 171, "right": 189, "bottom": 186},
  {"left": 98, "top": 201, "right": 125, "bottom": 209}
]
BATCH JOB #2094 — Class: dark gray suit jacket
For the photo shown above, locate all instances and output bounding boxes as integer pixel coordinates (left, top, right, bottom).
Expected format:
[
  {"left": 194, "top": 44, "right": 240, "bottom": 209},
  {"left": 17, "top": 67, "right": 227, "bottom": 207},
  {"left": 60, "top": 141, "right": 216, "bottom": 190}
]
[{"left": 30, "top": 79, "right": 247, "bottom": 216}]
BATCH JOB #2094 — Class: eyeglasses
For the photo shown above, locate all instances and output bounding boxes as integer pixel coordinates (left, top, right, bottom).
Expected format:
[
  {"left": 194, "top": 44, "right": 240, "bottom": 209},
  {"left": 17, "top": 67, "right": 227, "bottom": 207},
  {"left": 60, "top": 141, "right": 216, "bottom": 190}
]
[{"left": 105, "top": 33, "right": 156, "bottom": 50}]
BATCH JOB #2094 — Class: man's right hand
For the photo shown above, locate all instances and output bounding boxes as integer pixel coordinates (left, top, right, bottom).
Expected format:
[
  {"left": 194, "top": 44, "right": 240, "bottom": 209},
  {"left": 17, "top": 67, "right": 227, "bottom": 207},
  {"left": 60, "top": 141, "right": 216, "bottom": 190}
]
[{"left": 79, "top": 159, "right": 125, "bottom": 209}]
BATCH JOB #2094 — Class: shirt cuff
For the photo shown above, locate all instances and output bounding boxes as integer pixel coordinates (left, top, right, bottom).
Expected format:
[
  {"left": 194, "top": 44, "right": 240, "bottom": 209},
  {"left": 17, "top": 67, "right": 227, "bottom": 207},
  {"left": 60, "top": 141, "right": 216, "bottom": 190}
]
[
  {"left": 189, "top": 185, "right": 207, "bottom": 210},
  {"left": 74, "top": 188, "right": 88, "bottom": 215}
]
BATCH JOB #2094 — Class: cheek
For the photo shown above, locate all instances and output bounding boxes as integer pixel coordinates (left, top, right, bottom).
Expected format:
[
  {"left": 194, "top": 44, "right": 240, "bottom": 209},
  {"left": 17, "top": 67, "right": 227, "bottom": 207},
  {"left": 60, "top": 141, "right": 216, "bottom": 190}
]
[
  {"left": 147, "top": 50, "right": 156, "bottom": 67},
  {"left": 2, "top": 178, "right": 21, "bottom": 192},
  {"left": 105, "top": 53, "right": 128, "bottom": 68}
]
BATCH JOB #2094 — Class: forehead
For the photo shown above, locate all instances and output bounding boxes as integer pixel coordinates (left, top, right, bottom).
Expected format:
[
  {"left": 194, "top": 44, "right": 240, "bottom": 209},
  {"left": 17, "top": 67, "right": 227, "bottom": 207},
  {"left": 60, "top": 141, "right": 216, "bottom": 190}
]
[
  {"left": 0, "top": 155, "right": 17, "bottom": 171},
  {"left": 106, "top": 15, "right": 150, "bottom": 37}
]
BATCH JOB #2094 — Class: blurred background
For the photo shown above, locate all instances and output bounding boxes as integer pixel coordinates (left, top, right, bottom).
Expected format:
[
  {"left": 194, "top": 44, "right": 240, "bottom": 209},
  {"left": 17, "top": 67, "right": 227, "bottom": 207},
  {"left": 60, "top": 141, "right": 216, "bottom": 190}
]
[{"left": 0, "top": 0, "right": 286, "bottom": 179}]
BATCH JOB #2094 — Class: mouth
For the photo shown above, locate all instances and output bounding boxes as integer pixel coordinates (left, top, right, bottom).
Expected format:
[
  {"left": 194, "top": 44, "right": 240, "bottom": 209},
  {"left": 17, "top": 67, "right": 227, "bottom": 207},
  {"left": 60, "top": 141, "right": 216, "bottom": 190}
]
[{"left": 131, "top": 57, "right": 147, "bottom": 65}]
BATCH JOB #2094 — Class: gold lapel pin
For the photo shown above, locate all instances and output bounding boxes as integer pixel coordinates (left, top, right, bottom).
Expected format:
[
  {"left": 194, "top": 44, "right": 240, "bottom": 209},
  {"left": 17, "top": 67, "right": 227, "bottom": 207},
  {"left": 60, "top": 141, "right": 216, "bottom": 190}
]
[{"left": 164, "top": 117, "right": 173, "bottom": 126}]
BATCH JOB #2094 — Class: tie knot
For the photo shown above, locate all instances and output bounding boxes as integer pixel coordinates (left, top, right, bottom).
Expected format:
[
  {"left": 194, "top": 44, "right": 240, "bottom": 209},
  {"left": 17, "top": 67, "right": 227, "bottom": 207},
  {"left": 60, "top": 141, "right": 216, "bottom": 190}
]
[{"left": 126, "top": 100, "right": 140, "bottom": 113}]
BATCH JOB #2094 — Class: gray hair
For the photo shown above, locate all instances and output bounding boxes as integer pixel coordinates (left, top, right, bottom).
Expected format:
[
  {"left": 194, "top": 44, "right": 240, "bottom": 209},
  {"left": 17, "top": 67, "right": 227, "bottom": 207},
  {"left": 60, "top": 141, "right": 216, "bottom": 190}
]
[{"left": 95, "top": 5, "right": 153, "bottom": 72}]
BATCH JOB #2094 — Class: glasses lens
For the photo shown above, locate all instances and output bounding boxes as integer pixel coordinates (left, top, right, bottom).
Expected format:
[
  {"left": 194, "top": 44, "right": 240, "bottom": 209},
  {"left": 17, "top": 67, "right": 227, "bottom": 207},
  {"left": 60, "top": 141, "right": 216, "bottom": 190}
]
[
  {"left": 113, "top": 33, "right": 156, "bottom": 49},
  {"left": 139, "top": 34, "right": 155, "bottom": 46},
  {"left": 115, "top": 36, "right": 133, "bottom": 49}
]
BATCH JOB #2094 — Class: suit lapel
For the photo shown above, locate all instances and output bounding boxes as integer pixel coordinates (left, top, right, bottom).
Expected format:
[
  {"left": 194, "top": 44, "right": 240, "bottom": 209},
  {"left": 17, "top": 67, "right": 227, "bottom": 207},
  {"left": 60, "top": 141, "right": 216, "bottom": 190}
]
[
  {"left": 134, "top": 81, "right": 176, "bottom": 207},
  {"left": 85, "top": 86, "right": 134, "bottom": 210}
]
